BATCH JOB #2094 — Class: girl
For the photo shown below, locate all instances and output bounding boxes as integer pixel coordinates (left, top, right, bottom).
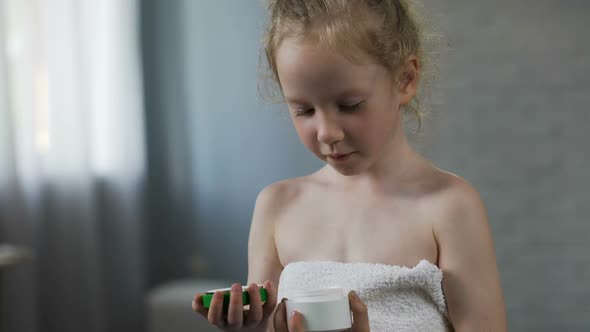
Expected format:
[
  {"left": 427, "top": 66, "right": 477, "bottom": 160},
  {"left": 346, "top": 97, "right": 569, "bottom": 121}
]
[{"left": 193, "top": 0, "right": 506, "bottom": 330}]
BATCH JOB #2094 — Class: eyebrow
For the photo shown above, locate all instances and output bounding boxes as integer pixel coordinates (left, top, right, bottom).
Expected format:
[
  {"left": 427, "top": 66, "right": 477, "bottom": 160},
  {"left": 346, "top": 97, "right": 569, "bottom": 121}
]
[
  {"left": 285, "top": 89, "right": 367, "bottom": 105},
  {"left": 284, "top": 97, "right": 308, "bottom": 105}
]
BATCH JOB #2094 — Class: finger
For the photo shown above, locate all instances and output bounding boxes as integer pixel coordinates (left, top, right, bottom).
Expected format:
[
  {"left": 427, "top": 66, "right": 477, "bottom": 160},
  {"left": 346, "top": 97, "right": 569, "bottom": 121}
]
[
  {"left": 288, "top": 310, "right": 307, "bottom": 332},
  {"left": 348, "top": 291, "right": 370, "bottom": 332},
  {"left": 273, "top": 298, "right": 289, "bottom": 332},
  {"left": 227, "top": 283, "right": 244, "bottom": 328},
  {"left": 262, "top": 280, "right": 278, "bottom": 318},
  {"left": 244, "top": 283, "right": 263, "bottom": 327},
  {"left": 207, "top": 291, "right": 225, "bottom": 327},
  {"left": 192, "top": 293, "right": 208, "bottom": 317}
]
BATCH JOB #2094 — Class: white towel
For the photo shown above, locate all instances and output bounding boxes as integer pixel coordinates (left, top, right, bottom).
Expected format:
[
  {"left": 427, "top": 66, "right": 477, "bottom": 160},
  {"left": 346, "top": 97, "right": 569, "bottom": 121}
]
[{"left": 277, "top": 260, "right": 452, "bottom": 331}]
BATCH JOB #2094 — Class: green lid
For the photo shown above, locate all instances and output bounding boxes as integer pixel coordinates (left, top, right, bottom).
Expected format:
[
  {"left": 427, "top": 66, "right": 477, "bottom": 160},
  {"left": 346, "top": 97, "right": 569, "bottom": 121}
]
[{"left": 202, "top": 285, "right": 268, "bottom": 311}]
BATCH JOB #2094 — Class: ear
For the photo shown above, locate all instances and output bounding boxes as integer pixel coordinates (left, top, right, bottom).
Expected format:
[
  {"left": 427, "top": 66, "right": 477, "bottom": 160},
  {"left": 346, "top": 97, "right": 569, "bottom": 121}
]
[{"left": 397, "top": 55, "right": 420, "bottom": 106}]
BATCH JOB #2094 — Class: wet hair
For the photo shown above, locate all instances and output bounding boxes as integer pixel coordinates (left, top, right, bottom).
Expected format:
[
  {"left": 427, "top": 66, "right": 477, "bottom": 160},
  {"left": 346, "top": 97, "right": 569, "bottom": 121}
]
[{"left": 261, "top": 0, "right": 441, "bottom": 128}]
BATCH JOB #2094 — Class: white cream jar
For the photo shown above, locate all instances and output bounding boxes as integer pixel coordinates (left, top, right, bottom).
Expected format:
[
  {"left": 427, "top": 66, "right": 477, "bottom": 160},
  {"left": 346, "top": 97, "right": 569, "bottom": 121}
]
[{"left": 284, "top": 288, "right": 352, "bottom": 332}]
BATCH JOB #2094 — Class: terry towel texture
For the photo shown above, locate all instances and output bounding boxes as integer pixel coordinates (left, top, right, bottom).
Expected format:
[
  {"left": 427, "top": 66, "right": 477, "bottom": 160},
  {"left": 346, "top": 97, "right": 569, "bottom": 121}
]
[{"left": 277, "top": 260, "right": 452, "bottom": 331}]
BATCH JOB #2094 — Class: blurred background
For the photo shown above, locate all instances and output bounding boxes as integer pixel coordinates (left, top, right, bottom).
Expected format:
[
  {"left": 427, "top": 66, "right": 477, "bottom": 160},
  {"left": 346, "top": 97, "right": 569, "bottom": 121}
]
[{"left": 0, "top": 0, "right": 588, "bottom": 331}]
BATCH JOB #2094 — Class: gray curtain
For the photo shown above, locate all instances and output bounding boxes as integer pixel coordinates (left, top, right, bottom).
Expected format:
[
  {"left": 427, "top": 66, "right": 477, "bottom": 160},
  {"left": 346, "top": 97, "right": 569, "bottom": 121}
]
[
  {"left": 140, "top": 0, "right": 201, "bottom": 287},
  {"left": 0, "top": 0, "right": 146, "bottom": 331}
]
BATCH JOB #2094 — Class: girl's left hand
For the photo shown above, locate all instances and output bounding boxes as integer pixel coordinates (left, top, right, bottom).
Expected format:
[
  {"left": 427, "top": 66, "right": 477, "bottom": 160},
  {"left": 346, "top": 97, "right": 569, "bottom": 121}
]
[{"left": 273, "top": 290, "right": 370, "bottom": 332}]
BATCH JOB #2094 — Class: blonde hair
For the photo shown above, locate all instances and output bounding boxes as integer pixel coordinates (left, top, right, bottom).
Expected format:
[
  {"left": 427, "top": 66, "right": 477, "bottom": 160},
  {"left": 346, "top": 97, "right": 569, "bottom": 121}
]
[{"left": 261, "top": 0, "right": 440, "bottom": 129}]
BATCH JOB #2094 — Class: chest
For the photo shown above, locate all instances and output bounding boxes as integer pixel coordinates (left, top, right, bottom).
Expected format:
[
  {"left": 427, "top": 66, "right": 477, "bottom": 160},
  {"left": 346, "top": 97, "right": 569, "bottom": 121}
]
[{"left": 274, "top": 193, "right": 438, "bottom": 268}]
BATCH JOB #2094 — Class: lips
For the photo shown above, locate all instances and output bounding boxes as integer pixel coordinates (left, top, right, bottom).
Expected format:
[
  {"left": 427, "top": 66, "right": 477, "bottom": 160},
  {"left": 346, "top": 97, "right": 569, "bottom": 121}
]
[{"left": 326, "top": 152, "right": 353, "bottom": 161}]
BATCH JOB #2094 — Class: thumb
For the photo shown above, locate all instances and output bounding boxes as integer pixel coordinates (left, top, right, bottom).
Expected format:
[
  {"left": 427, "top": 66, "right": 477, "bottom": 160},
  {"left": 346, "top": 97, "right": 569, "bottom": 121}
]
[
  {"left": 288, "top": 310, "right": 307, "bottom": 332},
  {"left": 348, "top": 291, "right": 370, "bottom": 332}
]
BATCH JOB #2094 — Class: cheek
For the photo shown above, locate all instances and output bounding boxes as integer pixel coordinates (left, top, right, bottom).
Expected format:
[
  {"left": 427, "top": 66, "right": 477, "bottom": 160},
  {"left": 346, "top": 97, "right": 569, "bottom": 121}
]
[
  {"left": 356, "top": 110, "right": 399, "bottom": 149},
  {"left": 292, "top": 120, "right": 318, "bottom": 150}
]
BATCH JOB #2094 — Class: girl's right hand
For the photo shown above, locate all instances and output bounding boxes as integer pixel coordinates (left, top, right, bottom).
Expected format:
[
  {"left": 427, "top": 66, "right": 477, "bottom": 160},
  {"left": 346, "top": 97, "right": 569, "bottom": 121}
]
[
  {"left": 273, "top": 290, "right": 370, "bottom": 332},
  {"left": 192, "top": 280, "right": 278, "bottom": 331}
]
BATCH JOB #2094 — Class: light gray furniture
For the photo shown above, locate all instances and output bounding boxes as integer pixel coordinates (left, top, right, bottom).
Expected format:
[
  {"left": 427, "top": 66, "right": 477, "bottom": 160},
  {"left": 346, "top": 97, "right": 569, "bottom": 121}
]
[
  {"left": 0, "top": 245, "right": 33, "bottom": 332},
  {"left": 147, "top": 278, "right": 231, "bottom": 332}
]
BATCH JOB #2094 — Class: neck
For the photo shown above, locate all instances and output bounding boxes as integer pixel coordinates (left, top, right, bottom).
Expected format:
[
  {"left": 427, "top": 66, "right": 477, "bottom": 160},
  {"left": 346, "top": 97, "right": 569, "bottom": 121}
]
[{"left": 325, "top": 123, "right": 424, "bottom": 194}]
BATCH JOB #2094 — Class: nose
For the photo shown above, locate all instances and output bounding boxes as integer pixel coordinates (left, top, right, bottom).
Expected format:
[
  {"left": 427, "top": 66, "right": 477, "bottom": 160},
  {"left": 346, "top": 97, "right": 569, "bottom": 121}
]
[{"left": 316, "top": 112, "right": 344, "bottom": 145}]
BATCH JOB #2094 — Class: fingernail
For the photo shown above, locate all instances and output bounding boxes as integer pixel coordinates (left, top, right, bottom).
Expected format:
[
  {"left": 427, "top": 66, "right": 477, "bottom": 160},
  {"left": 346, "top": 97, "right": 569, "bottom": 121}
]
[
  {"left": 281, "top": 297, "right": 287, "bottom": 303},
  {"left": 290, "top": 310, "right": 297, "bottom": 320},
  {"left": 350, "top": 290, "right": 358, "bottom": 298}
]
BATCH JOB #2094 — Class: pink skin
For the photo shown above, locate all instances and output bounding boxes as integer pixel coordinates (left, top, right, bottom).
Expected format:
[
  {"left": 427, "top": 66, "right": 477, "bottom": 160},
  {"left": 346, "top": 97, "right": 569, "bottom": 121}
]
[
  {"left": 275, "top": 37, "right": 419, "bottom": 182},
  {"left": 273, "top": 291, "right": 371, "bottom": 331},
  {"left": 192, "top": 282, "right": 370, "bottom": 331},
  {"left": 192, "top": 37, "right": 419, "bottom": 332},
  {"left": 192, "top": 281, "right": 277, "bottom": 330}
]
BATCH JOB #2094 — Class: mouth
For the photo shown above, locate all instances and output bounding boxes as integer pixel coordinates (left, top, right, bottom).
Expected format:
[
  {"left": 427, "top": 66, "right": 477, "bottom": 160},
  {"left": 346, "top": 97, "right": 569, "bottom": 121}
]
[{"left": 326, "top": 152, "right": 354, "bottom": 162}]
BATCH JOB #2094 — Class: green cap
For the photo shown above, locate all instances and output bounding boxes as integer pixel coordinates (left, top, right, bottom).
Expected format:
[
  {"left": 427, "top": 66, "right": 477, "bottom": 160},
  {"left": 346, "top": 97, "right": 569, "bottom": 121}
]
[{"left": 202, "top": 285, "right": 268, "bottom": 311}]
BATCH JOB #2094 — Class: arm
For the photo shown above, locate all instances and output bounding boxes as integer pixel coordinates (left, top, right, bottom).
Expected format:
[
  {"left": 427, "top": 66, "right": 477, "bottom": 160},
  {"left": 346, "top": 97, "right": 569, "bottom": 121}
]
[
  {"left": 247, "top": 184, "right": 285, "bottom": 331},
  {"left": 434, "top": 179, "right": 507, "bottom": 331},
  {"left": 192, "top": 184, "right": 284, "bottom": 330}
]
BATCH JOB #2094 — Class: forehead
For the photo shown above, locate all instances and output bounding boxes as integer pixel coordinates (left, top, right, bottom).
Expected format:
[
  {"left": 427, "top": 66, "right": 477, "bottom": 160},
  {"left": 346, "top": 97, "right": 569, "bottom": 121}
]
[{"left": 275, "top": 38, "right": 384, "bottom": 101}]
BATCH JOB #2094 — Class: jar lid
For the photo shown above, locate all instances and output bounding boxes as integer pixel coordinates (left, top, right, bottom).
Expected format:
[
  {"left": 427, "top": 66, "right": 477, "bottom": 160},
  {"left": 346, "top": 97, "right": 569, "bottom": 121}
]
[{"left": 285, "top": 287, "right": 345, "bottom": 302}]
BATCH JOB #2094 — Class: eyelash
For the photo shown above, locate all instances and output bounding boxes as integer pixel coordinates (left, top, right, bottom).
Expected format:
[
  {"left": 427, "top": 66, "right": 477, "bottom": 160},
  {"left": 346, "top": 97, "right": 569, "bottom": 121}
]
[
  {"left": 294, "top": 101, "right": 364, "bottom": 117},
  {"left": 294, "top": 109, "right": 314, "bottom": 117},
  {"left": 339, "top": 101, "right": 363, "bottom": 112}
]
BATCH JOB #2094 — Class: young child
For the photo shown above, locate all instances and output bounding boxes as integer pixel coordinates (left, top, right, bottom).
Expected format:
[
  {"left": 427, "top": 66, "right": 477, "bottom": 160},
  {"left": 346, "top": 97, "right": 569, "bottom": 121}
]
[{"left": 193, "top": 0, "right": 506, "bottom": 330}]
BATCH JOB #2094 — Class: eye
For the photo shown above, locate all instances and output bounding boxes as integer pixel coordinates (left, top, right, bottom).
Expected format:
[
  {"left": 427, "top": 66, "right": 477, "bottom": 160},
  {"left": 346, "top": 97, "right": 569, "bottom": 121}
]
[
  {"left": 338, "top": 101, "right": 364, "bottom": 112},
  {"left": 294, "top": 108, "right": 314, "bottom": 117}
]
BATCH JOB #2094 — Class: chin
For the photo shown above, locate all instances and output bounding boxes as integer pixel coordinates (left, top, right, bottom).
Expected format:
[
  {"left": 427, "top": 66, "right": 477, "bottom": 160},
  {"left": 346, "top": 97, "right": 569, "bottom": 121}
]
[{"left": 329, "top": 164, "right": 362, "bottom": 176}]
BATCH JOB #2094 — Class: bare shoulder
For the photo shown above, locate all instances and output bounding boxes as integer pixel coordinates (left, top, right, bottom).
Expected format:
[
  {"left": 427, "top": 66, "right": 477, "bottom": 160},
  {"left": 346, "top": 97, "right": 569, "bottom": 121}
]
[
  {"left": 248, "top": 176, "right": 311, "bottom": 282},
  {"left": 426, "top": 169, "right": 507, "bottom": 331},
  {"left": 250, "top": 177, "right": 304, "bottom": 249},
  {"left": 427, "top": 170, "right": 493, "bottom": 263},
  {"left": 431, "top": 171, "right": 486, "bottom": 227},
  {"left": 408, "top": 165, "right": 487, "bottom": 230},
  {"left": 254, "top": 176, "right": 309, "bottom": 218}
]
